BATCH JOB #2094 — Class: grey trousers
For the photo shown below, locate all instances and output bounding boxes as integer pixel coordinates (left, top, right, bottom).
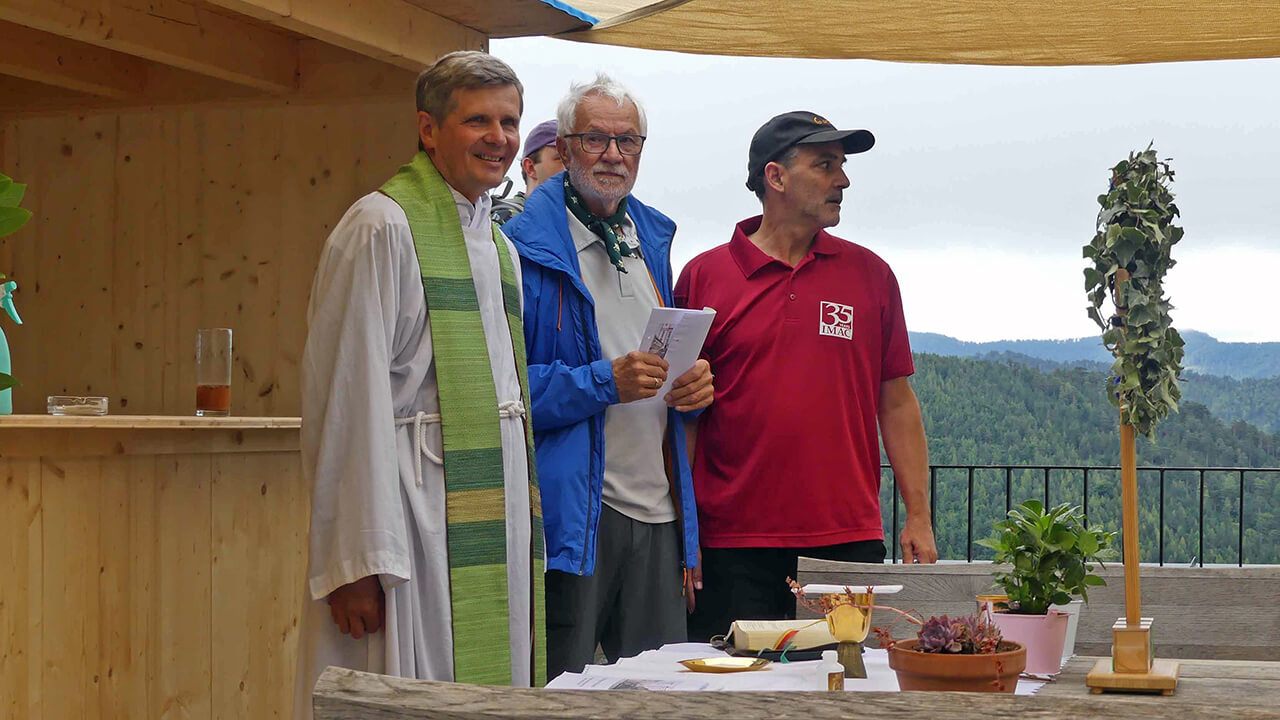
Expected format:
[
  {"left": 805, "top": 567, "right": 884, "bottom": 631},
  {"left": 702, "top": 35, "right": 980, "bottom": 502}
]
[{"left": 545, "top": 504, "right": 687, "bottom": 680}]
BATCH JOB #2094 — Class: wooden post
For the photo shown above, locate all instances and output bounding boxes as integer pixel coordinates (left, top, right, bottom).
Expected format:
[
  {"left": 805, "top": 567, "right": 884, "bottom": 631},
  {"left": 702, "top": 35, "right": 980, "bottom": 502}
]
[
  {"left": 1087, "top": 269, "right": 1178, "bottom": 694},
  {"left": 1119, "top": 422, "right": 1141, "bottom": 626}
]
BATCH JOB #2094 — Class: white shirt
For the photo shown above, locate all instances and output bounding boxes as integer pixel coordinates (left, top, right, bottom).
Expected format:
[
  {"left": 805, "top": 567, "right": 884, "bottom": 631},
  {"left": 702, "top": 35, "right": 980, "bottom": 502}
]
[{"left": 567, "top": 208, "right": 674, "bottom": 524}]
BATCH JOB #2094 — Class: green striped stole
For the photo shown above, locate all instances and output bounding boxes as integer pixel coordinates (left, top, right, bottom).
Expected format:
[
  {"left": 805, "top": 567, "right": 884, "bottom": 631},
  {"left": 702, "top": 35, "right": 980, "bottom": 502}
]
[{"left": 380, "top": 151, "right": 545, "bottom": 687}]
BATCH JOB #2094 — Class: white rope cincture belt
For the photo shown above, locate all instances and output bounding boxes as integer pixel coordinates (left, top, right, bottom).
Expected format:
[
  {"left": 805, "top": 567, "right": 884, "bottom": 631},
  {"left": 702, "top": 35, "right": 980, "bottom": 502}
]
[{"left": 395, "top": 400, "right": 526, "bottom": 487}]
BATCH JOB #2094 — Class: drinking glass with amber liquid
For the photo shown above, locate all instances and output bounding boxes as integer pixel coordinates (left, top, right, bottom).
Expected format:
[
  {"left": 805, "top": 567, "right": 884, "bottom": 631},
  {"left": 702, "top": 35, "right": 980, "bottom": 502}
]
[{"left": 195, "top": 328, "right": 232, "bottom": 416}]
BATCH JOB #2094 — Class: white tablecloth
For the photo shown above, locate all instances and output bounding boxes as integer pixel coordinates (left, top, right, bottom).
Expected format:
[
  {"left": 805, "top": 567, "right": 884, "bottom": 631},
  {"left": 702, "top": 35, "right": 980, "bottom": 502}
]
[{"left": 546, "top": 642, "right": 1045, "bottom": 695}]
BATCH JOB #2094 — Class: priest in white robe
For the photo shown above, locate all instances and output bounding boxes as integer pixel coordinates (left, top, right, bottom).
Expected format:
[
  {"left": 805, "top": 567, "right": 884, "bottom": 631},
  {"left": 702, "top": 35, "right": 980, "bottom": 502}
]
[{"left": 294, "top": 51, "right": 542, "bottom": 720}]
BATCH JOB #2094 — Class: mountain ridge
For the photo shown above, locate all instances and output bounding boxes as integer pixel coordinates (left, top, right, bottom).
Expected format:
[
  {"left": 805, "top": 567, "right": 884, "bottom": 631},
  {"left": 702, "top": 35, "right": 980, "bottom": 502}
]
[{"left": 910, "top": 330, "right": 1280, "bottom": 379}]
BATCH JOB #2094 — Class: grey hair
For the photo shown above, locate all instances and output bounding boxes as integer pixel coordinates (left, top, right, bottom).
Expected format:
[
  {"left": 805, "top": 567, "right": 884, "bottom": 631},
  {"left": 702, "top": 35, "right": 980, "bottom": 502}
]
[
  {"left": 555, "top": 72, "right": 648, "bottom": 137},
  {"left": 415, "top": 50, "right": 524, "bottom": 119},
  {"left": 752, "top": 145, "right": 801, "bottom": 201}
]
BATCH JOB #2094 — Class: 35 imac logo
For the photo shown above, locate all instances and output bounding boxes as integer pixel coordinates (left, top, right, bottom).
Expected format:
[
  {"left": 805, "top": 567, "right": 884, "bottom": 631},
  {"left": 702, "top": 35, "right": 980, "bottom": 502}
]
[{"left": 819, "top": 301, "right": 853, "bottom": 340}]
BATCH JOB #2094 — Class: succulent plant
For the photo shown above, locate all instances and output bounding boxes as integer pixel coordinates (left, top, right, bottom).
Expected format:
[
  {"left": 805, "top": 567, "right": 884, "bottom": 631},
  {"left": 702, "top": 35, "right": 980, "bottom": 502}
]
[
  {"left": 915, "top": 614, "right": 1003, "bottom": 654},
  {"left": 918, "top": 615, "right": 964, "bottom": 653}
]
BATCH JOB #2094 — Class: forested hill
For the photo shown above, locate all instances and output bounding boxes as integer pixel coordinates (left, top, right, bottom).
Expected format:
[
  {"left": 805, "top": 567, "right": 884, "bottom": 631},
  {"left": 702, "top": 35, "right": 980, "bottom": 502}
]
[
  {"left": 900, "top": 353, "right": 1280, "bottom": 565},
  {"left": 911, "top": 353, "right": 1280, "bottom": 467},
  {"left": 966, "top": 351, "right": 1280, "bottom": 434},
  {"left": 910, "top": 330, "right": 1280, "bottom": 379}
]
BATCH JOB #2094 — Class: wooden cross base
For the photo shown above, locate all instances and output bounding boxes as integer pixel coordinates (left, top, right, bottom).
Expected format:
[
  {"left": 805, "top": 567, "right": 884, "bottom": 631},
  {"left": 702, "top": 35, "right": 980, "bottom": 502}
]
[
  {"left": 1086, "top": 657, "right": 1179, "bottom": 695},
  {"left": 1086, "top": 618, "right": 1179, "bottom": 694}
]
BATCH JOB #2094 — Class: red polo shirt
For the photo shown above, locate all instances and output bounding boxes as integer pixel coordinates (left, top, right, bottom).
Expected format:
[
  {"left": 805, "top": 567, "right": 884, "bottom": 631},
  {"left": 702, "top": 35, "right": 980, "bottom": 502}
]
[{"left": 674, "top": 216, "right": 914, "bottom": 548}]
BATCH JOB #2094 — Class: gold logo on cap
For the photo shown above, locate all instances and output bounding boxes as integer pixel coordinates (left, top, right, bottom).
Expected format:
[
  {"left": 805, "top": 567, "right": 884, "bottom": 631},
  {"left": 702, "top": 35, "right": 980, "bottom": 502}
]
[{"left": 813, "top": 116, "right": 830, "bottom": 125}]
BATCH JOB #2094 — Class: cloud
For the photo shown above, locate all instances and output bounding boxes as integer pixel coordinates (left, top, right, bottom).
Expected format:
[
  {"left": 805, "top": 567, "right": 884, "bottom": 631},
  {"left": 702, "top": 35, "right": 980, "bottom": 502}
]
[{"left": 495, "top": 38, "right": 1280, "bottom": 340}]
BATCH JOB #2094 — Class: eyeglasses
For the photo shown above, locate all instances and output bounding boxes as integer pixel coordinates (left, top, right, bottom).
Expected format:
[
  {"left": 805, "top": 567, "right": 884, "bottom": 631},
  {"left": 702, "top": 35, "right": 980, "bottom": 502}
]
[{"left": 563, "top": 132, "right": 646, "bottom": 156}]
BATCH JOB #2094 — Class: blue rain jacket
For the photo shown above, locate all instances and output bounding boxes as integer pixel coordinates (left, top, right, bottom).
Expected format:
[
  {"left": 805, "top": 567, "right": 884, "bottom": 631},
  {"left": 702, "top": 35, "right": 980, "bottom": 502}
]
[{"left": 504, "top": 174, "right": 699, "bottom": 576}]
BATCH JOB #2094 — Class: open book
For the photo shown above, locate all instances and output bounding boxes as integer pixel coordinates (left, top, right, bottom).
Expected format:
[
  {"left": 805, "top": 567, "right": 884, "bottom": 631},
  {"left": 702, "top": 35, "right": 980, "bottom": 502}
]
[{"left": 636, "top": 306, "right": 715, "bottom": 402}]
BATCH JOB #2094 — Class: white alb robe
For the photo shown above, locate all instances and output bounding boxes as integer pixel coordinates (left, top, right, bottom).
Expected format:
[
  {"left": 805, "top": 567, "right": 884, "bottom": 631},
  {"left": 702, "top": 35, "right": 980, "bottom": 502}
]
[{"left": 293, "top": 189, "right": 533, "bottom": 719}]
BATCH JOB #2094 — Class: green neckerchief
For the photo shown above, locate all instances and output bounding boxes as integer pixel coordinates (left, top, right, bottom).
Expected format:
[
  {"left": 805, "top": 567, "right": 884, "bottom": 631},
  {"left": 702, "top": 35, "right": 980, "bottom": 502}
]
[
  {"left": 564, "top": 175, "right": 636, "bottom": 273},
  {"left": 379, "top": 151, "right": 545, "bottom": 687}
]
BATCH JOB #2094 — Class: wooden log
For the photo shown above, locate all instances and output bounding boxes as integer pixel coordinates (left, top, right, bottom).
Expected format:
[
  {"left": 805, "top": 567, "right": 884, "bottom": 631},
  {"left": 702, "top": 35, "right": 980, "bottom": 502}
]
[{"left": 310, "top": 666, "right": 1280, "bottom": 719}]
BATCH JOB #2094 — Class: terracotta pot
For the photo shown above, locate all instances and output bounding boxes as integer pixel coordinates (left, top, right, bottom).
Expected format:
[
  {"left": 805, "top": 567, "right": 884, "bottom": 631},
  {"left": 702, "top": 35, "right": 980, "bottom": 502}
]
[
  {"left": 989, "top": 609, "right": 1069, "bottom": 674},
  {"left": 887, "top": 639, "right": 1026, "bottom": 693}
]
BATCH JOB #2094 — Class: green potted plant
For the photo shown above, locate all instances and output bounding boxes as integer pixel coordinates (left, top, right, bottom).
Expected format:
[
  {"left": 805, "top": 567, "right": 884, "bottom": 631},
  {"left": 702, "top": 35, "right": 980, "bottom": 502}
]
[{"left": 977, "top": 499, "right": 1117, "bottom": 674}]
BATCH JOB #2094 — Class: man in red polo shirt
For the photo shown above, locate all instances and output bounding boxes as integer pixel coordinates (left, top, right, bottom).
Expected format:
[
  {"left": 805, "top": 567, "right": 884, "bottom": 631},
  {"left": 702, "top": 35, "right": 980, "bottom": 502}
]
[{"left": 676, "top": 111, "right": 938, "bottom": 641}]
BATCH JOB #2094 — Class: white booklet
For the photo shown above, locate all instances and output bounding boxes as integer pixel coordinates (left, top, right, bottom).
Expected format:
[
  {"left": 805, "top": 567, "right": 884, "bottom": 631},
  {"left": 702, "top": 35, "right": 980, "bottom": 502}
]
[{"left": 636, "top": 306, "right": 716, "bottom": 402}]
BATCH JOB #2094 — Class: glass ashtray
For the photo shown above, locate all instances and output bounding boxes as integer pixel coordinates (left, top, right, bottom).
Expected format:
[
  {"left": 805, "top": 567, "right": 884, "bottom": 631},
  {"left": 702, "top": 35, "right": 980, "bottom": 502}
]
[{"left": 47, "top": 395, "right": 109, "bottom": 416}]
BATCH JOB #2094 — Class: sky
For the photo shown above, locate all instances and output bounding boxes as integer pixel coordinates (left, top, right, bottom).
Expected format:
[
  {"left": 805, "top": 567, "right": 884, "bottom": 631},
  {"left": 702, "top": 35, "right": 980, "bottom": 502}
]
[{"left": 491, "top": 37, "right": 1280, "bottom": 343}]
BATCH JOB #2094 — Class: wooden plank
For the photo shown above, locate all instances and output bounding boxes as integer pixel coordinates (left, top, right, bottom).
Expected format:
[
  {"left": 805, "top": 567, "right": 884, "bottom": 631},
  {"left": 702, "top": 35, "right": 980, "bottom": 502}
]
[
  {"left": 0, "top": 426, "right": 300, "bottom": 458},
  {"left": 232, "top": 105, "right": 285, "bottom": 414},
  {"left": 402, "top": 0, "right": 593, "bottom": 38},
  {"left": 98, "top": 455, "right": 138, "bottom": 719},
  {"left": 311, "top": 665, "right": 1280, "bottom": 719},
  {"left": 170, "top": 105, "right": 208, "bottom": 417},
  {"left": 0, "top": 20, "right": 147, "bottom": 98},
  {"left": 210, "top": 451, "right": 306, "bottom": 720},
  {"left": 202, "top": 0, "right": 487, "bottom": 70},
  {"left": 0, "top": 414, "right": 301, "bottom": 429},
  {"left": 0, "top": 46, "right": 415, "bottom": 116},
  {"left": 210, "top": 453, "right": 255, "bottom": 719},
  {"left": 40, "top": 457, "right": 104, "bottom": 720},
  {"left": 128, "top": 457, "right": 162, "bottom": 720},
  {"left": 0, "top": 459, "right": 42, "bottom": 720},
  {"left": 208, "top": 0, "right": 590, "bottom": 39},
  {"left": 156, "top": 454, "right": 213, "bottom": 720},
  {"left": 112, "top": 111, "right": 174, "bottom": 415},
  {"left": 0, "top": 0, "right": 299, "bottom": 93}
]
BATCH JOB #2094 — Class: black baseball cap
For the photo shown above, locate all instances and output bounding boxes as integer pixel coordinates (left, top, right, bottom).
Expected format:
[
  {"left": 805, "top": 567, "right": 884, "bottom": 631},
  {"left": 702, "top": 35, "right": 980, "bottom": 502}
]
[{"left": 746, "top": 111, "right": 875, "bottom": 192}]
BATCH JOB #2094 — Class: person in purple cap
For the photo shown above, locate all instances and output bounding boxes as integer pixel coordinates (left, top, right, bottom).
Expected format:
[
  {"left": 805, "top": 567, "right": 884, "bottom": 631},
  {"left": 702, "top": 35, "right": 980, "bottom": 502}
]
[{"left": 492, "top": 119, "right": 564, "bottom": 224}]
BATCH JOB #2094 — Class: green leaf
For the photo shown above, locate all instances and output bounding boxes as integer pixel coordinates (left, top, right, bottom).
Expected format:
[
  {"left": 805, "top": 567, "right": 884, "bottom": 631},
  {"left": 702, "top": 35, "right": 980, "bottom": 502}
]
[
  {"left": 0, "top": 179, "right": 25, "bottom": 208},
  {"left": 0, "top": 206, "right": 32, "bottom": 237},
  {"left": 0, "top": 373, "right": 18, "bottom": 392},
  {"left": 1084, "top": 575, "right": 1107, "bottom": 586},
  {"left": 1110, "top": 231, "right": 1140, "bottom": 268}
]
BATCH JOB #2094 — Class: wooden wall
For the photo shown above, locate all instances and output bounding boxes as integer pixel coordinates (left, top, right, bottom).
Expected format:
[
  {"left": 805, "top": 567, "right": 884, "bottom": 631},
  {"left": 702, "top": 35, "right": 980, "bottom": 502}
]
[
  {"left": 0, "top": 422, "right": 304, "bottom": 720},
  {"left": 0, "top": 94, "right": 415, "bottom": 416}
]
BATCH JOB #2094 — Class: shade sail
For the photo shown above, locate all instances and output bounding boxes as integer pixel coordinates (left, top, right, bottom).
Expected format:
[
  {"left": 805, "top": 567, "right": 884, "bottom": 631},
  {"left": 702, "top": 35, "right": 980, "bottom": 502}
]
[{"left": 557, "top": 0, "right": 1280, "bottom": 65}]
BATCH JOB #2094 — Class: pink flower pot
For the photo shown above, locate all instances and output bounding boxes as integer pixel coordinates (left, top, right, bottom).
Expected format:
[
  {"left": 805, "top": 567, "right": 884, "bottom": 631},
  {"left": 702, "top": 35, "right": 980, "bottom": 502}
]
[{"left": 989, "top": 609, "right": 1069, "bottom": 675}]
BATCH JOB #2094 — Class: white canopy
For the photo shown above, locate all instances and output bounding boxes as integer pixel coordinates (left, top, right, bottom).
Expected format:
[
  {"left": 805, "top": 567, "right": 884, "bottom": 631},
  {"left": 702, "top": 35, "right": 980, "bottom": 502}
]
[{"left": 559, "top": 0, "right": 1280, "bottom": 65}]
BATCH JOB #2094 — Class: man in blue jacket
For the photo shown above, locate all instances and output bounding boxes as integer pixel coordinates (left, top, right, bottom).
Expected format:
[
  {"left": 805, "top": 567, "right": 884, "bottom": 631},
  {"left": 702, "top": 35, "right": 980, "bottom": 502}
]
[{"left": 504, "top": 73, "right": 713, "bottom": 680}]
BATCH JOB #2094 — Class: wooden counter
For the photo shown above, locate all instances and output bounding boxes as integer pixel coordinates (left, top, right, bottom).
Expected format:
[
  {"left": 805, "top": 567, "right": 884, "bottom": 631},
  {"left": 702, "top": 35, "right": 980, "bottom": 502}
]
[
  {"left": 0, "top": 415, "right": 306, "bottom": 720},
  {"left": 312, "top": 655, "right": 1280, "bottom": 719}
]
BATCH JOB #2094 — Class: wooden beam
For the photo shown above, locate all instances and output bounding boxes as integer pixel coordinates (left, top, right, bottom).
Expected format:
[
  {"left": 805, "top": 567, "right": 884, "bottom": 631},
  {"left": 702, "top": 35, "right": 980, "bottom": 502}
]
[
  {"left": 200, "top": 0, "right": 486, "bottom": 71},
  {"left": 0, "top": 41, "right": 417, "bottom": 116},
  {"left": 402, "top": 0, "right": 594, "bottom": 38},
  {"left": 0, "top": 0, "right": 298, "bottom": 93},
  {"left": 0, "top": 20, "right": 146, "bottom": 98}
]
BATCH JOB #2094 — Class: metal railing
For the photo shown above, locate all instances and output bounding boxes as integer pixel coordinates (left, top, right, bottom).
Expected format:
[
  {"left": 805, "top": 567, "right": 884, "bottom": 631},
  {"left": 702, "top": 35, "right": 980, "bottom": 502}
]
[{"left": 881, "top": 464, "right": 1280, "bottom": 567}]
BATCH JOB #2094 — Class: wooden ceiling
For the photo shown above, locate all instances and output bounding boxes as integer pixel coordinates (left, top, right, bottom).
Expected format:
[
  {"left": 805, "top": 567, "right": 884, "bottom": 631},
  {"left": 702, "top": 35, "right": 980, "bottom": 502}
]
[{"left": 0, "top": 0, "right": 592, "bottom": 113}]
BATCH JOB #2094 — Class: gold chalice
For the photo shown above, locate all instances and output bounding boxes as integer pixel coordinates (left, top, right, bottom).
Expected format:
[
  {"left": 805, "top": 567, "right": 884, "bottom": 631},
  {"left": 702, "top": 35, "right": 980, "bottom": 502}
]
[
  {"left": 823, "top": 592, "right": 874, "bottom": 678},
  {"left": 794, "top": 583, "right": 903, "bottom": 679}
]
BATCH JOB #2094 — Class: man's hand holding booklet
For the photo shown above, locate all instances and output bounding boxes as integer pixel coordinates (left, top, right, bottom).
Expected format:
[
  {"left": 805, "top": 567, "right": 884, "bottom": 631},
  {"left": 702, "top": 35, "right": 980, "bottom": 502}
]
[{"left": 636, "top": 306, "right": 715, "bottom": 403}]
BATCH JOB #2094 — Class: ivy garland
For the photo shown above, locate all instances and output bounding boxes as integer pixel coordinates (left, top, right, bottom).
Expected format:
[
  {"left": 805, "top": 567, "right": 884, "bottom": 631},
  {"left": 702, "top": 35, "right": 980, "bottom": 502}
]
[{"left": 1083, "top": 147, "right": 1185, "bottom": 438}]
